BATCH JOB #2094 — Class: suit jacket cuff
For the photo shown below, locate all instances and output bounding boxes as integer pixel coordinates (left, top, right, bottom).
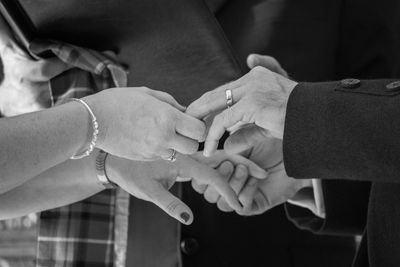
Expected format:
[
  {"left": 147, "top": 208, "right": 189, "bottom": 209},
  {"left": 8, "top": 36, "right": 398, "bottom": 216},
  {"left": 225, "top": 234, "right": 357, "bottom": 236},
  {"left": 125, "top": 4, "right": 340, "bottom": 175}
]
[{"left": 288, "top": 179, "right": 326, "bottom": 218}]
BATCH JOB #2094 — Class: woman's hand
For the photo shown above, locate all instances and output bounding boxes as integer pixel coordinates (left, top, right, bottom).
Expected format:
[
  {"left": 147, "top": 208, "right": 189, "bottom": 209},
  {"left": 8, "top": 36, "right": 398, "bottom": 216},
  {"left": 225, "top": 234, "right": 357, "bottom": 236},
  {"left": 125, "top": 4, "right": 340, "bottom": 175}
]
[
  {"left": 85, "top": 87, "right": 206, "bottom": 161},
  {"left": 106, "top": 150, "right": 267, "bottom": 224}
]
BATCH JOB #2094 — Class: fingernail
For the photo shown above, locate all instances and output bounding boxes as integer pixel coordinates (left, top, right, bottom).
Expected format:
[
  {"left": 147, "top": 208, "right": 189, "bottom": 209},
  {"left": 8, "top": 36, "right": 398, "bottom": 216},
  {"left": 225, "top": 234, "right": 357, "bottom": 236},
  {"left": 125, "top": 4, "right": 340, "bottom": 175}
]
[{"left": 180, "top": 212, "right": 190, "bottom": 223}]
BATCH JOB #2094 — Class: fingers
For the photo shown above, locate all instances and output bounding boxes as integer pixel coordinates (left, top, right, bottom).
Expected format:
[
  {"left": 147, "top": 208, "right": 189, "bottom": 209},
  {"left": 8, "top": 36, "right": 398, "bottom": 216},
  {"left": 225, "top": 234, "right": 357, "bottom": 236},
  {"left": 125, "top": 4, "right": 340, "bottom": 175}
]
[
  {"left": 216, "top": 198, "right": 234, "bottom": 212},
  {"left": 247, "top": 54, "right": 288, "bottom": 77},
  {"left": 204, "top": 170, "right": 241, "bottom": 210},
  {"left": 203, "top": 161, "right": 234, "bottom": 203},
  {"left": 191, "top": 179, "right": 207, "bottom": 194},
  {"left": 186, "top": 89, "right": 227, "bottom": 119},
  {"left": 169, "top": 135, "right": 199, "bottom": 155},
  {"left": 186, "top": 77, "right": 247, "bottom": 119},
  {"left": 148, "top": 90, "right": 186, "bottom": 111},
  {"left": 203, "top": 104, "right": 247, "bottom": 157},
  {"left": 175, "top": 112, "right": 206, "bottom": 142},
  {"left": 238, "top": 177, "right": 260, "bottom": 209},
  {"left": 223, "top": 154, "right": 268, "bottom": 179},
  {"left": 216, "top": 165, "right": 251, "bottom": 213},
  {"left": 237, "top": 190, "right": 268, "bottom": 216},
  {"left": 190, "top": 150, "right": 268, "bottom": 179},
  {"left": 180, "top": 157, "right": 241, "bottom": 210},
  {"left": 149, "top": 181, "right": 194, "bottom": 225},
  {"left": 229, "top": 165, "right": 249, "bottom": 194}
]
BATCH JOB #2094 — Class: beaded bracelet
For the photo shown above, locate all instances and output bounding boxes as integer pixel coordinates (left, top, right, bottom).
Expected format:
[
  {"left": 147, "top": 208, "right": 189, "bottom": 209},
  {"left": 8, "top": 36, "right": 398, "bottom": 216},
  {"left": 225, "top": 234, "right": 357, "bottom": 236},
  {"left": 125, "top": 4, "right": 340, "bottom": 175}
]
[{"left": 70, "top": 98, "right": 99, "bottom": 160}]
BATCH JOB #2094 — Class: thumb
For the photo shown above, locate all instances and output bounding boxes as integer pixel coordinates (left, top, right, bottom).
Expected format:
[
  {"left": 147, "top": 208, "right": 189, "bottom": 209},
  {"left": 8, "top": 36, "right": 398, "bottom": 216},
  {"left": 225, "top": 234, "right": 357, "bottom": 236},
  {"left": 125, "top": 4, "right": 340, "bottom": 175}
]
[
  {"left": 246, "top": 54, "right": 288, "bottom": 77},
  {"left": 150, "top": 181, "right": 194, "bottom": 225}
]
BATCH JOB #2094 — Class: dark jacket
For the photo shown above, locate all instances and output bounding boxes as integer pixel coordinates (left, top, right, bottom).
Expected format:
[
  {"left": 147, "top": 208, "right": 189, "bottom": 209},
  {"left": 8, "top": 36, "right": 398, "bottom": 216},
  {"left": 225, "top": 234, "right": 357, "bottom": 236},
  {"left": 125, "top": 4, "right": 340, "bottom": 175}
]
[
  {"left": 129, "top": 0, "right": 400, "bottom": 266},
  {"left": 284, "top": 78, "right": 400, "bottom": 267},
  {"left": 22, "top": 0, "right": 399, "bottom": 266}
]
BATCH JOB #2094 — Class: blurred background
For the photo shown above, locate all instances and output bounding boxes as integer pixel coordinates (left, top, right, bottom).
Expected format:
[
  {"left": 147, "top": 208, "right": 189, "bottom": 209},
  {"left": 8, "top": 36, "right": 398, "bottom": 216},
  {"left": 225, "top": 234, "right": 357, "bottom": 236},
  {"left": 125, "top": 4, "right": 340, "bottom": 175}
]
[{"left": 0, "top": 214, "right": 37, "bottom": 267}]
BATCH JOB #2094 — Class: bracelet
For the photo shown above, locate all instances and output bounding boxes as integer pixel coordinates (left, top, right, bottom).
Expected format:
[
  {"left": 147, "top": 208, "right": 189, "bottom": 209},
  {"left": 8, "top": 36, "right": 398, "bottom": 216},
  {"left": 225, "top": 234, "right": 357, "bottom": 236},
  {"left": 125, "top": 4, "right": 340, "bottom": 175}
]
[
  {"left": 70, "top": 98, "right": 99, "bottom": 160},
  {"left": 95, "top": 150, "right": 117, "bottom": 189}
]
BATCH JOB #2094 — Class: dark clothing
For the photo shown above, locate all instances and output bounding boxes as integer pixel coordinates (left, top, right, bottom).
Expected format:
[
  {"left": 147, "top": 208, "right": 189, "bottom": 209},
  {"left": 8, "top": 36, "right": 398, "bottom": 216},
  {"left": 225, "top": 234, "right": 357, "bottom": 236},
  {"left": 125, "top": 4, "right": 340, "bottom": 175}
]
[
  {"left": 284, "top": 79, "right": 400, "bottom": 267},
  {"left": 128, "top": 0, "right": 364, "bottom": 266},
  {"left": 128, "top": 0, "right": 400, "bottom": 266},
  {"left": 20, "top": 0, "right": 400, "bottom": 266}
]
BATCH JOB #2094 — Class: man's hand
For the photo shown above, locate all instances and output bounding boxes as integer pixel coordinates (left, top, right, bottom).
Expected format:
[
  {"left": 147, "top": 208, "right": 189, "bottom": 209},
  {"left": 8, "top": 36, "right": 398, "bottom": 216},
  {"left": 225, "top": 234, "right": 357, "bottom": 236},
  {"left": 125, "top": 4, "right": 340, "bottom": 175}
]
[
  {"left": 187, "top": 56, "right": 297, "bottom": 157},
  {"left": 106, "top": 150, "right": 267, "bottom": 224},
  {"left": 247, "top": 54, "right": 288, "bottom": 77},
  {"left": 195, "top": 125, "right": 310, "bottom": 216}
]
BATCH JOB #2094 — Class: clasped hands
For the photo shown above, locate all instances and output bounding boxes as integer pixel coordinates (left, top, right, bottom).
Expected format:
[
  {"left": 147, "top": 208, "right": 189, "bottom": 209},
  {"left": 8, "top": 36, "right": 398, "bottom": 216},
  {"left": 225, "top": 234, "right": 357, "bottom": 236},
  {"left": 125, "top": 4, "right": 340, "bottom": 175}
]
[
  {"left": 0, "top": 28, "right": 308, "bottom": 225},
  {"left": 101, "top": 54, "right": 309, "bottom": 225},
  {"left": 182, "top": 54, "right": 309, "bottom": 217}
]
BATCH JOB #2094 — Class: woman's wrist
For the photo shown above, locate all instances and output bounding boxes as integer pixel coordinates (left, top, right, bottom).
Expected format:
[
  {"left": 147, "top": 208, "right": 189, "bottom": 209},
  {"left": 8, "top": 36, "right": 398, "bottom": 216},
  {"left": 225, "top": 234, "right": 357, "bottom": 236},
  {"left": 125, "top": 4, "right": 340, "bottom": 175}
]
[
  {"left": 54, "top": 101, "right": 92, "bottom": 158},
  {"left": 82, "top": 94, "right": 109, "bottom": 150}
]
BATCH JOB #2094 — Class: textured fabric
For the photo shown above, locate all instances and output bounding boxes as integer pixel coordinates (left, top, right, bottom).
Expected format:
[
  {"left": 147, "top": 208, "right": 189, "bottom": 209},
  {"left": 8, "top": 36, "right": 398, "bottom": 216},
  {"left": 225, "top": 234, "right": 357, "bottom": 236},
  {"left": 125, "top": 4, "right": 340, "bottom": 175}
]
[
  {"left": 179, "top": 1, "right": 359, "bottom": 267},
  {"left": 283, "top": 79, "right": 400, "bottom": 266},
  {"left": 19, "top": 0, "right": 243, "bottom": 105},
  {"left": 28, "top": 41, "right": 130, "bottom": 267}
]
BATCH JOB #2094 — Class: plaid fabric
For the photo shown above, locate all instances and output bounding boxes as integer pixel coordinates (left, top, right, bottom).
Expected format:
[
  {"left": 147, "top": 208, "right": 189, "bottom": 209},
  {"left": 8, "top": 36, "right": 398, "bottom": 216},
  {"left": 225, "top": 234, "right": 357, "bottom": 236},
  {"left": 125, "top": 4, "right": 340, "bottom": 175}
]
[{"left": 19, "top": 41, "right": 131, "bottom": 267}]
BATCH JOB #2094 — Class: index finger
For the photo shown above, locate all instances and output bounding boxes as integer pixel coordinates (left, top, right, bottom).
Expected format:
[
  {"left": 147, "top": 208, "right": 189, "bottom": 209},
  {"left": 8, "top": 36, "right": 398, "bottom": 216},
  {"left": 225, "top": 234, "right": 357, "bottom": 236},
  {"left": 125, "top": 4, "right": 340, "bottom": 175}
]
[
  {"left": 191, "top": 151, "right": 268, "bottom": 179},
  {"left": 204, "top": 104, "right": 246, "bottom": 157},
  {"left": 186, "top": 78, "right": 245, "bottom": 119},
  {"left": 175, "top": 112, "right": 207, "bottom": 141},
  {"left": 178, "top": 157, "right": 241, "bottom": 210}
]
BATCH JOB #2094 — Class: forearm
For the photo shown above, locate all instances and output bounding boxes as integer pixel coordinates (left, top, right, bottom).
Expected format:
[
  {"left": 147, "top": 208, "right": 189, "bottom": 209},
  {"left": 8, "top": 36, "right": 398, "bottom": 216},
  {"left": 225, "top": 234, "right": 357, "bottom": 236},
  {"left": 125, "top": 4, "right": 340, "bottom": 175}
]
[
  {"left": 0, "top": 151, "right": 103, "bottom": 220},
  {"left": 284, "top": 79, "right": 400, "bottom": 183},
  {"left": 0, "top": 101, "right": 91, "bottom": 193}
]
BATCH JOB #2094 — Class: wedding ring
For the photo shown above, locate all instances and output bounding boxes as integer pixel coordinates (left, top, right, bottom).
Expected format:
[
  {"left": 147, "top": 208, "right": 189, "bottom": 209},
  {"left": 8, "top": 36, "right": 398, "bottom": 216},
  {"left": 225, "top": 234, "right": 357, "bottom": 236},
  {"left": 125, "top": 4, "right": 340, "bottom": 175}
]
[
  {"left": 165, "top": 149, "right": 177, "bottom": 162},
  {"left": 225, "top": 89, "right": 233, "bottom": 108}
]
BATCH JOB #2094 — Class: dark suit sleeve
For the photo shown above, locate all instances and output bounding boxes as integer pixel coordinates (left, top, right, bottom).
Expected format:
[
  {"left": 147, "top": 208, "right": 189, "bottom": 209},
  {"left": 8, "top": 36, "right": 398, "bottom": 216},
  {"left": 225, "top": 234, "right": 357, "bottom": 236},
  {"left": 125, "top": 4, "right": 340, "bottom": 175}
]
[
  {"left": 286, "top": 180, "right": 370, "bottom": 236},
  {"left": 283, "top": 79, "right": 400, "bottom": 183}
]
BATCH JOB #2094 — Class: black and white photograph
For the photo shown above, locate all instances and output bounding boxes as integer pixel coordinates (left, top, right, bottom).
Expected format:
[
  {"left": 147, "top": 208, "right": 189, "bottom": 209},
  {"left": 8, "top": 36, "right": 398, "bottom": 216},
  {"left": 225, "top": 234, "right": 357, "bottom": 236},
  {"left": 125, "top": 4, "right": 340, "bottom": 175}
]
[{"left": 0, "top": 0, "right": 400, "bottom": 266}]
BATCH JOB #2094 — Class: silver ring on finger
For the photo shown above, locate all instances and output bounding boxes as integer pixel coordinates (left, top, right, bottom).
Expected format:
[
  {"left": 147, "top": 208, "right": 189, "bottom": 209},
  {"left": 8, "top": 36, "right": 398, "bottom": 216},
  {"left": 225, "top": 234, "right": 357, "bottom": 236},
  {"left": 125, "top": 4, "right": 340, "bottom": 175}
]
[
  {"left": 164, "top": 149, "right": 177, "bottom": 162},
  {"left": 225, "top": 89, "right": 234, "bottom": 108}
]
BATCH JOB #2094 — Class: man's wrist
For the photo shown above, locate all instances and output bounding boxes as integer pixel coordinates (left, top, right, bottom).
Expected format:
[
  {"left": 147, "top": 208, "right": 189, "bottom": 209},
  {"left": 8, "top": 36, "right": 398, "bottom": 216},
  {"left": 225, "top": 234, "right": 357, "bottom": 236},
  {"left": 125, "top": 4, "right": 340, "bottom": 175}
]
[{"left": 83, "top": 94, "right": 108, "bottom": 150}]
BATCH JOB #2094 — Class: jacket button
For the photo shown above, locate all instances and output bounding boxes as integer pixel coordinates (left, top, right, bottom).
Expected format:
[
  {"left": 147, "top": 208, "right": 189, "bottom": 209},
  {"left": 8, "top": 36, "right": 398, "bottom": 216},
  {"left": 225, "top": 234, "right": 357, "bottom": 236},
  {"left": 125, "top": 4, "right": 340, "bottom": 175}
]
[
  {"left": 385, "top": 81, "right": 400, "bottom": 92},
  {"left": 341, "top": 78, "right": 361, "bottom": 89},
  {"left": 180, "top": 238, "right": 200, "bottom": 256}
]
